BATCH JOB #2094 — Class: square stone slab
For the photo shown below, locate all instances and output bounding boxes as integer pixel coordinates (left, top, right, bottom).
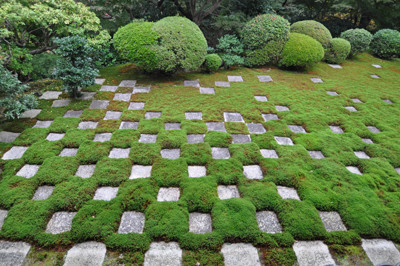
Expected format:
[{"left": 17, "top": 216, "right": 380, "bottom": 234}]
[
  {"left": 354, "top": 151, "right": 370, "bottom": 159},
  {"left": 128, "top": 102, "right": 145, "bottom": 110},
  {"left": 189, "top": 213, "right": 212, "bottom": 234},
  {"left": 95, "top": 78, "right": 105, "bottom": 85},
  {"left": 185, "top": 112, "right": 202, "bottom": 120},
  {"left": 311, "top": 78, "right": 324, "bottom": 83},
  {"left": 114, "top": 93, "right": 132, "bottom": 102},
  {"left": 145, "top": 112, "right": 162, "bottom": 119},
  {"left": 64, "top": 110, "right": 83, "bottom": 118},
  {"left": 52, "top": 99, "right": 71, "bottom": 108},
  {"left": 0, "top": 131, "right": 20, "bottom": 143},
  {"left": 288, "top": 125, "right": 307, "bottom": 133},
  {"left": 262, "top": 113, "right": 279, "bottom": 122},
  {"left": 89, "top": 100, "right": 109, "bottom": 109},
  {"left": 93, "top": 133, "right": 112, "bottom": 142},
  {"left": 109, "top": 148, "right": 130, "bottom": 159},
  {"left": 275, "top": 105, "right": 290, "bottom": 111},
  {"left": 277, "top": 186, "right": 300, "bottom": 200},
  {"left": 261, "top": 149, "right": 279, "bottom": 158},
  {"left": 139, "top": 134, "right": 157, "bottom": 143},
  {"left": 144, "top": 242, "right": 182, "bottom": 266},
  {"left": 243, "top": 165, "right": 263, "bottom": 179},
  {"left": 93, "top": 187, "right": 119, "bottom": 201},
  {"left": 188, "top": 166, "right": 206, "bottom": 178},
  {"left": 254, "top": 95, "right": 268, "bottom": 102},
  {"left": 104, "top": 111, "right": 122, "bottom": 120},
  {"left": 293, "top": 241, "right": 335, "bottom": 266},
  {"left": 184, "top": 80, "right": 200, "bottom": 87},
  {"left": 206, "top": 122, "right": 226, "bottom": 132},
  {"left": 367, "top": 126, "right": 380, "bottom": 133},
  {"left": 33, "top": 120, "right": 53, "bottom": 128},
  {"left": 362, "top": 138, "right": 374, "bottom": 144},
  {"left": 228, "top": 75, "right": 243, "bottom": 82},
  {"left": 395, "top": 168, "right": 400, "bottom": 175},
  {"left": 274, "top": 136, "right": 294, "bottom": 145},
  {"left": 308, "top": 151, "right": 325, "bottom": 159},
  {"left": 59, "top": 148, "right": 78, "bottom": 157},
  {"left": 165, "top": 123, "right": 181, "bottom": 130},
  {"left": 75, "top": 165, "right": 96, "bottom": 178},
  {"left": 0, "top": 241, "right": 31, "bottom": 266},
  {"left": 345, "top": 106, "right": 357, "bottom": 112},
  {"left": 130, "top": 165, "right": 152, "bottom": 179},
  {"left": 346, "top": 166, "right": 362, "bottom": 175},
  {"left": 257, "top": 75, "right": 273, "bottom": 82},
  {"left": 16, "top": 164, "right": 40, "bottom": 178},
  {"left": 352, "top": 98, "right": 363, "bottom": 103},
  {"left": 120, "top": 121, "right": 138, "bottom": 129},
  {"left": 215, "top": 81, "right": 230, "bottom": 87},
  {"left": 0, "top": 210, "right": 8, "bottom": 230},
  {"left": 133, "top": 86, "right": 151, "bottom": 93},
  {"left": 217, "top": 185, "right": 240, "bottom": 200},
  {"left": 372, "top": 64, "right": 382, "bottom": 68},
  {"left": 79, "top": 92, "right": 96, "bottom": 100},
  {"left": 100, "top": 85, "right": 118, "bottom": 92},
  {"left": 256, "top": 211, "right": 282, "bottom": 233},
  {"left": 328, "top": 64, "right": 342, "bottom": 69},
  {"left": 212, "top": 147, "right": 230, "bottom": 159},
  {"left": 32, "top": 186, "right": 54, "bottom": 200},
  {"left": 64, "top": 242, "right": 106, "bottom": 266},
  {"left": 383, "top": 99, "right": 393, "bottom": 104},
  {"left": 199, "top": 87, "right": 215, "bottom": 95},
  {"left": 40, "top": 91, "right": 62, "bottom": 99},
  {"left": 232, "top": 134, "right": 251, "bottom": 143},
  {"left": 78, "top": 121, "right": 98, "bottom": 129},
  {"left": 221, "top": 243, "right": 261, "bottom": 266},
  {"left": 2, "top": 146, "right": 28, "bottom": 160},
  {"left": 329, "top": 125, "right": 344, "bottom": 133},
  {"left": 326, "top": 91, "right": 338, "bottom": 96},
  {"left": 362, "top": 239, "right": 400, "bottom": 266},
  {"left": 157, "top": 187, "right": 180, "bottom": 202},
  {"left": 224, "top": 112, "right": 244, "bottom": 122},
  {"left": 187, "top": 134, "right": 205, "bottom": 144},
  {"left": 46, "top": 212, "right": 76, "bottom": 234},
  {"left": 118, "top": 211, "right": 145, "bottom": 234},
  {"left": 161, "top": 149, "right": 180, "bottom": 159},
  {"left": 247, "top": 123, "right": 266, "bottom": 134},
  {"left": 21, "top": 109, "right": 41, "bottom": 118},
  {"left": 119, "top": 80, "right": 137, "bottom": 87},
  {"left": 319, "top": 211, "right": 347, "bottom": 232},
  {"left": 46, "top": 133, "right": 64, "bottom": 141},
  {"left": 371, "top": 74, "right": 380, "bottom": 79}
]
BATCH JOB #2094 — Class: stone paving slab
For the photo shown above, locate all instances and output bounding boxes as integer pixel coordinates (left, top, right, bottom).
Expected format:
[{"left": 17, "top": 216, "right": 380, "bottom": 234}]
[
  {"left": 185, "top": 112, "right": 202, "bottom": 120},
  {"left": 59, "top": 148, "right": 78, "bottom": 157},
  {"left": 206, "top": 122, "right": 226, "bottom": 132},
  {"left": 40, "top": 91, "right": 62, "bottom": 99},
  {"left": 128, "top": 102, "right": 145, "bottom": 110},
  {"left": 114, "top": 93, "right": 132, "bottom": 102},
  {"left": 352, "top": 98, "right": 363, "bottom": 103},
  {"left": 346, "top": 166, "right": 362, "bottom": 175},
  {"left": 157, "top": 187, "right": 180, "bottom": 202},
  {"left": 79, "top": 92, "right": 96, "bottom": 100},
  {"left": 109, "top": 148, "right": 130, "bottom": 158},
  {"left": 217, "top": 185, "right": 240, "bottom": 200},
  {"left": 130, "top": 165, "right": 152, "bottom": 179},
  {"left": 188, "top": 166, "right": 206, "bottom": 178},
  {"left": 187, "top": 134, "right": 205, "bottom": 143},
  {"left": 310, "top": 78, "right": 324, "bottom": 83},
  {"left": 0, "top": 210, "right": 8, "bottom": 230},
  {"left": 118, "top": 211, "right": 145, "bottom": 234},
  {"left": 260, "top": 149, "right": 279, "bottom": 158},
  {"left": 161, "top": 149, "right": 180, "bottom": 159},
  {"left": 184, "top": 80, "right": 200, "bottom": 87},
  {"left": 254, "top": 95, "right": 268, "bottom": 102},
  {"left": 372, "top": 64, "right": 382, "bottom": 68},
  {"left": 75, "top": 165, "right": 96, "bottom": 178},
  {"left": 224, "top": 112, "right": 244, "bottom": 122},
  {"left": 257, "top": 75, "right": 273, "bottom": 82},
  {"left": 0, "top": 241, "right": 31, "bottom": 266},
  {"left": 288, "top": 125, "right": 307, "bottom": 133},
  {"left": 232, "top": 134, "right": 251, "bottom": 143},
  {"left": 32, "top": 186, "right": 54, "bottom": 200},
  {"left": 64, "top": 110, "right": 83, "bottom": 118},
  {"left": 274, "top": 136, "right": 294, "bottom": 145},
  {"left": 275, "top": 105, "right": 290, "bottom": 111},
  {"left": 383, "top": 99, "right": 393, "bottom": 104},
  {"left": 104, "top": 111, "right": 122, "bottom": 120},
  {"left": 293, "top": 241, "right": 335, "bottom": 266},
  {"left": 93, "top": 187, "right": 119, "bottom": 201},
  {"left": 319, "top": 211, "right": 347, "bottom": 232},
  {"left": 144, "top": 242, "right": 182, "bottom": 266},
  {"left": 139, "top": 134, "right": 157, "bottom": 143},
  {"left": 46, "top": 212, "right": 76, "bottom": 234},
  {"left": 308, "top": 151, "right": 325, "bottom": 159},
  {"left": 64, "top": 241, "right": 106, "bottom": 266},
  {"left": 95, "top": 78, "right": 105, "bottom": 85},
  {"left": 100, "top": 85, "right": 118, "bottom": 92},
  {"left": 199, "top": 87, "right": 215, "bottom": 95},
  {"left": 145, "top": 112, "right": 162, "bottom": 119},
  {"left": 120, "top": 121, "right": 138, "bottom": 129},
  {"left": 361, "top": 239, "right": 400, "bottom": 266},
  {"left": 326, "top": 90, "right": 338, "bottom": 96},
  {"left": 2, "top": 146, "right": 28, "bottom": 160},
  {"left": 330, "top": 125, "right": 344, "bottom": 133},
  {"left": 21, "top": 109, "right": 41, "bottom": 118},
  {"left": 78, "top": 121, "right": 98, "bottom": 129},
  {"left": 371, "top": 74, "right": 380, "bottom": 79},
  {"left": 367, "top": 126, "right": 380, "bottom": 133},
  {"left": 189, "top": 213, "right": 212, "bottom": 234},
  {"left": 262, "top": 113, "right": 279, "bottom": 122},
  {"left": 221, "top": 243, "right": 261, "bottom": 266},
  {"left": 89, "top": 100, "right": 109, "bottom": 109},
  {"left": 46, "top": 133, "right": 64, "bottom": 141},
  {"left": 345, "top": 106, "right": 357, "bottom": 112},
  {"left": 243, "top": 165, "right": 263, "bottom": 180},
  {"left": 93, "top": 133, "right": 112, "bottom": 142},
  {"left": 33, "top": 120, "right": 53, "bottom": 128},
  {"left": 133, "top": 87, "right": 151, "bottom": 93},
  {"left": 52, "top": 99, "right": 71, "bottom": 107},
  {"left": 16, "top": 164, "right": 40, "bottom": 178},
  {"left": 277, "top": 186, "right": 300, "bottom": 200},
  {"left": 215, "top": 81, "right": 230, "bottom": 87},
  {"left": 396, "top": 168, "right": 400, "bottom": 175},
  {"left": 227, "top": 75, "right": 243, "bottom": 82},
  {"left": 247, "top": 123, "right": 266, "bottom": 134},
  {"left": 0, "top": 132, "right": 20, "bottom": 143},
  {"left": 212, "top": 147, "right": 230, "bottom": 159},
  {"left": 354, "top": 151, "right": 370, "bottom": 159},
  {"left": 256, "top": 211, "right": 282, "bottom": 233},
  {"left": 119, "top": 80, "right": 137, "bottom": 87},
  {"left": 328, "top": 64, "right": 343, "bottom": 69},
  {"left": 165, "top": 123, "right": 181, "bottom": 130}
]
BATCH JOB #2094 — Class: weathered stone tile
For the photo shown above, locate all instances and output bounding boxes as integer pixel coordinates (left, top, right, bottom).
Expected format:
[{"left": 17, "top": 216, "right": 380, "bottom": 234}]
[
  {"left": 329, "top": 125, "right": 344, "bottom": 133},
  {"left": 145, "top": 112, "right": 162, "bottom": 119},
  {"left": 206, "top": 122, "right": 226, "bottom": 132},
  {"left": 274, "top": 136, "right": 294, "bottom": 145},
  {"left": 328, "top": 64, "right": 342, "bottom": 69},
  {"left": 319, "top": 211, "right": 347, "bottom": 232},
  {"left": 95, "top": 78, "right": 105, "bottom": 85},
  {"left": 221, "top": 243, "right": 261, "bottom": 266},
  {"left": 16, "top": 164, "right": 40, "bottom": 178},
  {"left": 144, "top": 242, "right": 182, "bottom": 266},
  {"left": 372, "top": 64, "right": 382, "bottom": 68},
  {"left": 275, "top": 105, "right": 290, "bottom": 111},
  {"left": 45, "top": 212, "right": 76, "bottom": 234},
  {"left": 128, "top": 102, "right": 145, "bottom": 110},
  {"left": 256, "top": 211, "right": 282, "bottom": 233},
  {"left": 371, "top": 74, "right": 380, "bottom": 79},
  {"left": 199, "top": 87, "right": 215, "bottom": 94},
  {"left": 33, "top": 120, "right": 53, "bottom": 128},
  {"left": 188, "top": 166, "right": 206, "bottom": 178},
  {"left": 78, "top": 121, "right": 98, "bottom": 129},
  {"left": 184, "top": 80, "right": 200, "bottom": 87},
  {"left": 75, "top": 165, "right": 96, "bottom": 178},
  {"left": 109, "top": 148, "right": 130, "bottom": 158},
  {"left": 383, "top": 99, "right": 393, "bottom": 104},
  {"left": 187, "top": 134, "right": 205, "bottom": 143},
  {"left": 32, "top": 186, "right": 54, "bottom": 200},
  {"left": 93, "top": 187, "right": 119, "bottom": 201},
  {"left": 189, "top": 213, "right": 212, "bottom": 234},
  {"left": 2, "top": 146, "right": 28, "bottom": 160},
  {"left": 352, "top": 98, "right": 363, "bottom": 103},
  {"left": 64, "top": 242, "right": 106, "bottom": 266},
  {"left": 114, "top": 93, "right": 131, "bottom": 102},
  {"left": 288, "top": 125, "right": 307, "bottom": 133},
  {"left": 52, "top": 99, "right": 71, "bottom": 107},
  {"left": 0, "top": 241, "right": 31, "bottom": 266},
  {"left": 161, "top": 149, "right": 180, "bottom": 159},
  {"left": 130, "top": 165, "right": 152, "bottom": 179},
  {"left": 64, "top": 110, "right": 83, "bottom": 118},
  {"left": 257, "top": 75, "right": 273, "bottom": 82},
  {"left": 100, "top": 85, "right": 118, "bottom": 92},
  {"left": 0, "top": 210, "right": 8, "bottom": 230},
  {"left": 311, "top": 78, "right": 323, "bottom": 83},
  {"left": 165, "top": 123, "right": 181, "bottom": 130},
  {"left": 139, "top": 134, "right": 157, "bottom": 143},
  {"left": 89, "top": 100, "right": 109, "bottom": 109},
  {"left": 185, "top": 112, "right": 202, "bottom": 120},
  {"left": 104, "top": 111, "right": 121, "bottom": 120},
  {"left": 0, "top": 131, "right": 20, "bottom": 143},
  {"left": 260, "top": 149, "right": 279, "bottom": 158},
  {"left": 59, "top": 148, "right": 78, "bottom": 157},
  {"left": 227, "top": 75, "right": 243, "bottom": 82},
  {"left": 93, "top": 133, "right": 112, "bottom": 142},
  {"left": 346, "top": 166, "right": 362, "bottom": 175},
  {"left": 231, "top": 134, "right": 251, "bottom": 143},
  {"left": 308, "top": 151, "right": 325, "bottom": 159},
  {"left": 345, "top": 106, "right": 357, "bottom": 112},
  {"left": 157, "top": 187, "right": 180, "bottom": 202},
  {"left": 361, "top": 138, "right": 373, "bottom": 144},
  {"left": 293, "top": 241, "right": 335, "bottom": 266},
  {"left": 254, "top": 95, "right": 268, "bottom": 102},
  {"left": 215, "top": 81, "right": 230, "bottom": 87},
  {"left": 277, "top": 186, "right": 300, "bottom": 200},
  {"left": 362, "top": 239, "right": 400, "bottom": 266},
  {"left": 120, "top": 121, "right": 138, "bottom": 129},
  {"left": 354, "top": 151, "right": 370, "bottom": 159},
  {"left": 118, "top": 211, "right": 145, "bottom": 234},
  {"left": 46, "top": 133, "right": 64, "bottom": 141},
  {"left": 224, "top": 112, "right": 244, "bottom": 122},
  {"left": 21, "top": 109, "right": 41, "bottom": 118},
  {"left": 133, "top": 86, "right": 151, "bottom": 93},
  {"left": 367, "top": 126, "right": 380, "bottom": 133},
  {"left": 211, "top": 147, "right": 230, "bottom": 159},
  {"left": 40, "top": 91, "right": 62, "bottom": 100},
  {"left": 119, "top": 80, "right": 137, "bottom": 87},
  {"left": 326, "top": 90, "right": 338, "bottom": 95},
  {"left": 243, "top": 165, "right": 263, "bottom": 179},
  {"left": 395, "top": 168, "right": 400, "bottom": 175},
  {"left": 217, "top": 185, "right": 240, "bottom": 200},
  {"left": 246, "top": 123, "right": 266, "bottom": 134},
  {"left": 262, "top": 113, "right": 279, "bottom": 122},
  {"left": 79, "top": 92, "right": 96, "bottom": 100}
]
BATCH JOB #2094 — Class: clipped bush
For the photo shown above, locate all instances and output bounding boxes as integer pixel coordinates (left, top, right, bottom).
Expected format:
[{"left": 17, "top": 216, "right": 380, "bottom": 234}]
[
  {"left": 370, "top": 29, "right": 400, "bottom": 60},
  {"left": 216, "top": 34, "right": 244, "bottom": 68},
  {"left": 290, "top": 20, "right": 332, "bottom": 48},
  {"left": 204, "top": 54, "right": 222, "bottom": 72},
  {"left": 324, "top": 38, "right": 351, "bottom": 64},
  {"left": 340, "top": 29, "right": 372, "bottom": 57},
  {"left": 279, "top": 33, "right": 324, "bottom": 69}
]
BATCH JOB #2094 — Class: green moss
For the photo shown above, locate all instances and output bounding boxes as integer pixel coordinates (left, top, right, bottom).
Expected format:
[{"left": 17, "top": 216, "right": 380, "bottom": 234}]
[
  {"left": 110, "top": 129, "right": 139, "bottom": 148},
  {"left": 92, "top": 158, "right": 131, "bottom": 186},
  {"left": 181, "top": 120, "right": 207, "bottom": 134},
  {"left": 181, "top": 143, "right": 212, "bottom": 165},
  {"left": 119, "top": 179, "right": 158, "bottom": 212},
  {"left": 225, "top": 122, "right": 249, "bottom": 134},
  {"left": 263, "top": 248, "right": 297, "bottom": 266},
  {"left": 77, "top": 141, "right": 111, "bottom": 163},
  {"left": 181, "top": 179, "right": 218, "bottom": 212},
  {"left": 0, "top": 176, "right": 36, "bottom": 208},
  {"left": 151, "top": 159, "right": 187, "bottom": 187},
  {"left": 208, "top": 159, "right": 244, "bottom": 185},
  {"left": 182, "top": 250, "right": 224, "bottom": 265},
  {"left": 81, "top": 109, "right": 106, "bottom": 121},
  {"left": 48, "top": 117, "right": 80, "bottom": 132},
  {"left": 157, "top": 130, "right": 186, "bottom": 148},
  {"left": 13, "top": 128, "right": 48, "bottom": 145},
  {"left": 230, "top": 143, "right": 262, "bottom": 165},
  {"left": 240, "top": 181, "right": 282, "bottom": 211},
  {"left": 129, "top": 143, "right": 160, "bottom": 165},
  {"left": 138, "top": 119, "right": 163, "bottom": 134},
  {"left": 205, "top": 131, "right": 232, "bottom": 147},
  {"left": 35, "top": 157, "right": 79, "bottom": 184},
  {"left": 62, "top": 129, "right": 95, "bottom": 147},
  {"left": 23, "top": 140, "right": 63, "bottom": 164}
]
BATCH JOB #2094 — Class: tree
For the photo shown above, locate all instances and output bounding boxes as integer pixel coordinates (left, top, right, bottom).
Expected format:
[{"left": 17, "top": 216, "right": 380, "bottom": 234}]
[{"left": 172, "top": 0, "right": 224, "bottom": 25}]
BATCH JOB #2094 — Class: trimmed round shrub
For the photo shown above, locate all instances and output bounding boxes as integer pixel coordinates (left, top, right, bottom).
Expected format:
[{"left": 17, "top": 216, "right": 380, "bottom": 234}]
[
  {"left": 279, "top": 33, "right": 324, "bottom": 69},
  {"left": 340, "top": 29, "right": 372, "bottom": 57},
  {"left": 324, "top": 38, "right": 351, "bottom": 64},
  {"left": 290, "top": 20, "right": 332, "bottom": 48},
  {"left": 204, "top": 54, "right": 222, "bottom": 72},
  {"left": 370, "top": 29, "right": 400, "bottom": 60},
  {"left": 241, "top": 14, "right": 290, "bottom": 66}
]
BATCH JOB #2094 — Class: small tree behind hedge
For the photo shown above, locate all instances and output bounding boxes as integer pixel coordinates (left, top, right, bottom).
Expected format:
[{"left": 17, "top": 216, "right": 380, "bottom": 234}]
[{"left": 340, "top": 29, "right": 372, "bottom": 57}]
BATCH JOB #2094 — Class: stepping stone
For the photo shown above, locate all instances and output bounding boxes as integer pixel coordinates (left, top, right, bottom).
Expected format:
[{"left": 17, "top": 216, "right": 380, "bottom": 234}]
[
  {"left": 221, "top": 243, "right": 261, "bottom": 266},
  {"left": 354, "top": 151, "right": 370, "bottom": 159},
  {"left": 319, "top": 211, "right": 347, "bottom": 232},
  {"left": 246, "top": 123, "right": 266, "bottom": 134},
  {"left": 395, "top": 168, "right": 400, "bottom": 175},
  {"left": 184, "top": 80, "right": 200, "bottom": 87},
  {"left": 257, "top": 75, "right": 273, "bottom": 82},
  {"left": 139, "top": 134, "right": 157, "bottom": 143},
  {"left": 109, "top": 148, "right": 130, "bottom": 159},
  {"left": 16, "top": 164, "right": 40, "bottom": 178},
  {"left": 32, "top": 186, "right": 54, "bottom": 200},
  {"left": 75, "top": 165, "right": 96, "bottom": 178},
  {"left": 39, "top": 91, "right": 62, "bottom": 99},
  {"left": 45, "top": 212, "right": 76, "bottom": 234},
  {"left": 165, "top": 123, "right": 181, "bottom": 130},
  {"left": 100, "top": 85, "right": 118, "bottom": 92},
  {"left": 185, "top": 112, "right": 202, "bottom": 120},
  {"left": 79, "top": 92, "right": 96, "bottom": 100},
  {"left": 328, "top": 64, "right": 342, "bottom": 69},
  {"left": 2, "top": 146, "right": 28, "bottom": 160},
  {"left": 130, "top": 165, "right": 152, "bottom": 179},
  {"left": 199, "top": 87, "right": 215, "bottom": 95},
  {"left": 326, "top": 91, "right": 338, "bottom": 95},
  {"left": 33, "top": 120, "right": 53, "bottom": 128},
  {"left": 371, "top": 74, "right": 380, "bottom": 79},
  {"left": 95, "top": 78, "right": 105, "bottom": 85},
  {"left": 188, "top": 166, "right": 206, "bottom": 178},
  {"left": 64, "top": 242, "right": 106, "bottom": 266},
  {"left": 161, "top": 149, "right": 180, "bottom": 159},
  {"left": 288, "top": 125, "right": 307, "bottom": 133},
  {"left": 93, "top": 187, "right": 119, "bottom": 201},
  {"left": 372, "top": 64, "right": 382, "bottom": 68},
  {"left": 362, "top": 239, "right": 400, "bottom": 266},
  {"left": 275, "top": 105, "right": 290, "bottom": 111},
  {"left": 157, "top": 187, "right": 180, "bottom": 202},
  {"left": 277, "top": 186, "right": 300, "bottom": 200},
  {"left": 52, "top": 99, "right": 71, "bottom": 107},
  {"left": 78, "top": 121, "right": 98, "bottom": 129},
  {"left": 352, "top": 98, "right": 363, "bottom": 103},
  {"left": 217, "top": 185, "right": 240, "bottom": 200},
  {"left": 104, "top": 111, "right": 122, "bottom": 120},
  {"left": 215, "top": 81, "right": 230, "bottom": 87},
  {"left": 367, "top": 126, "right": 380, "bottom": 133},
  {"left": 227, "top": 75, "right": 243, "bottom": 82},
  {"left": 231, "top": 134, "right": 251, "bottom": 143},
  {"left": 21, "top": 109, "right": 41, "bottom": 118},
  {"left": 383, "top": 99, "right": 393, "bottom": 104},
  {"left": 120, "top": 121, "right": 138, "bottom": 129},
  {"left": 274, "top": 136, "right": 294, "bottom": 145},
  {"left": 345, "top": 106, "right": 357, "bottom": 112},
  {"left": 308, "top": 151, "right": 325, "bottom": 159},
  {"left": 189, "top": 213, "right": 212, "bottom": 234},
  {"left": 260, "top": 149, "right": 279, "bottom": 158},
  {"left": 311, "top": 78, "right": 323, "bottom": 83},
  {"left": 59, "top": 148, "right": 78, "bottom": 157},
  {"left": 256, "top": 211, "right": 282, "bottom": 233},
  {"left": 144, "top": 242, "right": 182, "bottom": 266},
  {"left": 119, "top": 80, "right": 136, "bottom": 87},
  {"left": 262, "top": 113, "right": 279, "bottom": 122},
  {"left": 114, "top": 93, "right": 131, "bottom": 102},
  {"left": 293, "top": 241, "right": 335, "bottom": 266},
  {"left": 243, "top": 165, "right": 263, "bottom": 179},
  {"left": 145, "top": 112, "right": 162, "bottom": 119},
  {"left": 118, "top": 212, "right": 145, "bottom": 234},
  {"left": 329, "top": 125, "right": 344, "bottom": 133},
  {"left": 133, "top": 86, "right": 151, "bottom": 93},
  {"left": 187, "top": 134, "right": 205, "bottom": 143},
  {"left": 64, "top": 110, "right": 83, "bottom": 118},
  {"left": 89, "top": 100, "right": 109, "bottom": 109},
  {"left": 224, "top": 112, "right": 244, "bottom": 122},
  {"left": 362, "top": 138, "right": 374, "bottom": 144},
  {"left": 93, "top": 133, "right": 112, "bottom": 142},
  {"left": 46, "top": 133, "right": 64, "bottom": 141},
  {"left": 0, "top": 241, "right": 31, "bottom": 266},
  {"left": 254, "top": 95, "right": 268, "bottom": 102},
  {"left": 0, "top": 210, "right": 8, "bottom": 230},
  {"left": 346, "top": 166, "right": 362, "bottom": 175},
  {"left": 206, "top": 122, "right": 226, "bottom": 132},
  {"left": 128, "top": 102, "right": 145, "bottom": 110},
  {"left": 212, "top": 148, "right": 230, "bottom": 159},
  {"left": 0, "top": 131, "right": 20, "bottom": 143}
]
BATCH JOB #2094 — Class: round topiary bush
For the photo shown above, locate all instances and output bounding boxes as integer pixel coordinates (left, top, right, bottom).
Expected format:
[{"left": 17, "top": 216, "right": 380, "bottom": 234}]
[
  {"left": 370, "top": 29, "right": 400, "bottom": 60},
  {"left": 324, "top": 38, "right": 351, "bottom": 64},
  {"left": 340, "top": 28, "right": 372, "bottom": 57},
  {"left": 241, "top": 14, "right": 290, "bottom": 66},
  {"left": 290, "top": 20, "right": 332, "bottom": 48},
  {"left": 279, "top": 33, "right": 324, "bottom": 69},
  {"left": 204, "top": 54, "right": 222, "bottom": 72}
]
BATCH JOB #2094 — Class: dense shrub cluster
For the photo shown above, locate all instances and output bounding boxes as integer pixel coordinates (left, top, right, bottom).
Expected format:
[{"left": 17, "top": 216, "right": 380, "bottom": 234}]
[
  {"left": 370, "top": 29, "right": 400, "bottom": 60},
  {"left": 204, "top": 54, "right": 222, "bottom": 72},
  {"left": 324, "top": 38, "right": 351, "bottom": 64},
  {"left": 340, "top": 29, "right": 373, "bottom": 57},
  {"left": 216, "top": 34, "right": 245, "bottom": 68},
  {"left": 290, "top": 20, "right": 332, "bottom": 48}
]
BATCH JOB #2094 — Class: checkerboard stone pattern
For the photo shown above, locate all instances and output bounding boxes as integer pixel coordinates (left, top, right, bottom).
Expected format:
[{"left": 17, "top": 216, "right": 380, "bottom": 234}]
[
  {"left": 89, "top": 100, "right": 109, "bottom": 109},
  {"left": 32, "top": 186, "right": 54, "bottom": 200},
  {"left": 256, "top": 211, "right": 282, "bottom": 233},
  {"left": 64, "top": 242, "right": 106, "bottom": 266},
  {"left": 189, "top": 213, "right": 212, "bottom": 234},
  {"left": 221, "top": 243, "right": 261, "bottom": 266},
  {"left": 0, "top": 241, "right": 31, "bottom": 266},
  {"left": 328, "top": 64, "right": 342, "bottom": 69},
  {"left": 46, "top": 212, "right": 76, "bottom": 234},
  {"left": 144, "top": 242, "right": 182, "bottom": 266},
  {"left": 319, "top": 211, "right": 347, "bottom": 232},
  {"left": 293, "top": 241, "right": 335, "bottom": 266},
  {"left": 354, "top": 151, "right": 370, "bottom": 159},
  {"left": 367, "top": 126, "right": 380, "bottom": 133},
  {"left": 95, "top": 78, "right": 105, "bottom": 85},
  {"left": 345, "top": 106, "right": 357, "bottom": 112},
  {"left": 326, "top": 90, "right": 338, "bottom": 96},
  {"left": 361, "top": 239, "right": 400, "bottom": 265},
  {"left": 104, "top": 111, "right": 121, "bottom": 120},
  {"left": 118, "top": 212, "right": 145, "bottom": 234},
  {"left": 165, "top": 123, "right": 181, "bottom": 130},
  {"left": 114, "top": 93, "right": 132, "bottom": 102},
  {"left": 277, "top": 186, "right": 300, "bottom": 200},
  {"left": 218, "top": 185, "right": 240, "bottom": 200},
  {"left": 93, "top": 133, "right": 112, "bottom": 142}
]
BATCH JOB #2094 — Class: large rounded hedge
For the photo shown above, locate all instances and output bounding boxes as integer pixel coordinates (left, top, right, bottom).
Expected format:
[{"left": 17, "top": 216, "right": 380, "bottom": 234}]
[
  {"left": 324, "top": 38, "right": 351, "bottom": 64},
  {"left": 340, "top": 29, "right": 372, "bottom": 57},
  {"left": 241, "top": 14, "right": 290, "bottom": 66},
  {"left": 279, "top": 33, "right": 324, "bottom": 69},
  {"left": 370, "top": 29, "right": 400, "bottom": 60},
  {"left": 204, "top": 54, "right": 222, "bottom": 72},
  {"left": 290, "top": 20, "right": 332, "bottom": 48}
]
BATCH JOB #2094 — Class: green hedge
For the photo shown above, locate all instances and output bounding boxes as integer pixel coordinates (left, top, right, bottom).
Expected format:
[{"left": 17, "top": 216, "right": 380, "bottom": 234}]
[
  {"left": 324, "top": 38, "right": 351, "bottom": 64},
  {"left": 370, "top": 29, "right": 400, "bottom": 60},
  {"left": 290, "top": 20, "right": 332, "bottom": 48},
  {"left": 204, "top": 54, "right": 222, "bottom": 72},
  {"left": 340, "top": 28, "right": 372, "bottom": 57}
]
